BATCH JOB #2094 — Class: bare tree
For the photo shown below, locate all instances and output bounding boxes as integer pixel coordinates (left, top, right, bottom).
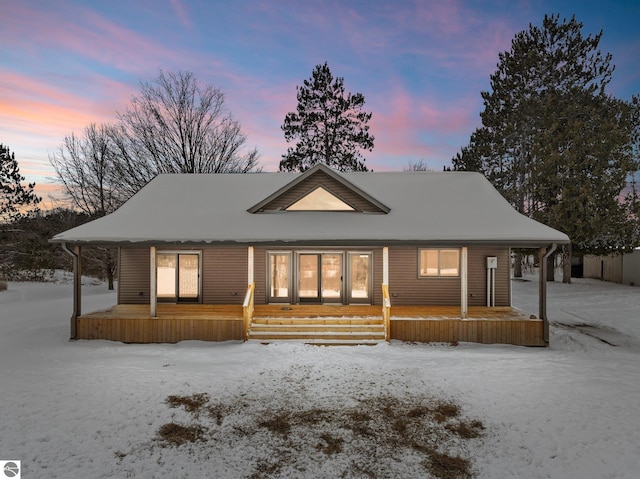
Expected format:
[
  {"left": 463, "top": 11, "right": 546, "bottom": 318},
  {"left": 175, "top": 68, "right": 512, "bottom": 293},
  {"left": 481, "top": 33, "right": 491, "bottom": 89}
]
[
  {"left": 403, "top": 159, "right": 432, "bottom": 172},
  {"left": 50, "top": 123, "right": 121, "bottom": 217},
  {"left": 111, "top": 70, "right": 260, "bottom": 196},
  {"left": 51, "top": 73, "right": 262, "bottom": 288},
  {"left": 49, "top": 124, "right": 120, "bottom": 289}
]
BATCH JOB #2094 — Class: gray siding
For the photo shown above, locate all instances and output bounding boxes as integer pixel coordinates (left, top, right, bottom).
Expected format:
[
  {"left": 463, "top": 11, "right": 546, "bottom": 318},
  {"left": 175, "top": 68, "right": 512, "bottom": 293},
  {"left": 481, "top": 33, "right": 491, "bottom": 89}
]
[
  {"left": 254, "top": 246, "right": 268, "bottom": 304},
  {"left": 388, "top": 246, "right": 460, "bottom": 305},
  {"left": 118, "top": 246, "right": 249, "bottom": 305},
  {"left": 202, "top": 247, "right": 248, "bottom": 304},
  {"left": 118, "top": 244, "right": 511, "bottom": 307},
  {"left": 372, "top": 248, "right": 383, "bottom": 305},
  {"left": 467, "top": 247, "right": 510, "bottom": 306},
  {"left": 118, "top": 247, "right": 150, "bottom": 304},
  {"left": 388, "top": 246, "right": 510, "bottom": 306}
]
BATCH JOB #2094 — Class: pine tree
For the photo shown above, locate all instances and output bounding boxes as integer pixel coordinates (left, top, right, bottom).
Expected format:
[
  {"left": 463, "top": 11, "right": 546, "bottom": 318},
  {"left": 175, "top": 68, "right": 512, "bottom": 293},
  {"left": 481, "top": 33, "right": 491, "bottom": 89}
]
[
  {"left": 452, "top": 14, "right": 638, "bottom": 282},
  {"left": 280, "top": 62, "right": 374, "bottom": 172},
  {"left": 1, "top": 143, "right": 41, "bottom": 222}
]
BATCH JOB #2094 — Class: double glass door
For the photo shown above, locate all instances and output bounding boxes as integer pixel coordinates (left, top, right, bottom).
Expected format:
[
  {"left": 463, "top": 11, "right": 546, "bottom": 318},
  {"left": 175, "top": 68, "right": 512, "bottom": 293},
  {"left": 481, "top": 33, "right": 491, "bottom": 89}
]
[
  {"left": 157, "top": 252, "right": 200, "bottom": 302},
  {"left": 268, "top": 251, "right": 372, "bottom": 304},
  {"left": 298, "top": 253, "right": 343, "bottom": 303}
]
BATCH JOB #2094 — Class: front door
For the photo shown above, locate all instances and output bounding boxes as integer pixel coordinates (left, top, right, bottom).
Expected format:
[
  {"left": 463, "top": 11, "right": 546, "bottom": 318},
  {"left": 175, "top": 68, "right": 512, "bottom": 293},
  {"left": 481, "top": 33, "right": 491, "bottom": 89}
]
[{"left": 298, "top": 253, "right": 343, "bottom": 303}]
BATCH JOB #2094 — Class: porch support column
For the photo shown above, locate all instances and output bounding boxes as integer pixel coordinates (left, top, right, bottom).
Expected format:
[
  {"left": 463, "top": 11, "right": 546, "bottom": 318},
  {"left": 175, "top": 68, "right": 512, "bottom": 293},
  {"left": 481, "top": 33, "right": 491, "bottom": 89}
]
[
  {"left": 248, "top": 246, "right": 254, "bottom": 284},
  {"left": 72, "top": 245, "right": 82, "bottom": 338},
  {"left": 460, "top": 246, "right": 468, "bottom": 319},
  {"left": 382, "top": 246, "right": 389, "bottom": 285},
  {"left": 74, "top": 245, "right": 82, "bottom": 319},
  {"left": 539, "top": 243, "right": 557, "bottom": 344},
  {"left": 150, "top": 246, "right": 157, "bottom": 318},
  {"left": 61, "top": 243, "right": 81, "bottom": 339}
]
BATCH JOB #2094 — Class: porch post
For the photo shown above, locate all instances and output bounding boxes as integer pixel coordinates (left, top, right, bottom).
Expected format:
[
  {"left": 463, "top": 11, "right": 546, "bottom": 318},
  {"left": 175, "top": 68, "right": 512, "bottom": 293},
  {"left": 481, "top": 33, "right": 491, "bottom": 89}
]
[
  {"left": 460, "top": 247, "right": 468, "bottom": 319},
  {"left": 538, "top": 247, "right": 547, "bottom": 342},
  {"left": 150, "top": 246, "right": 157, "bottom": 318},
  {"left": 73, "top": 245, "right": 82, "bottom": 338},
  {"left": 539, "top": 244, "right": 557, "bottom": 344},
  {"left": 248, "top": 246, "right": 254, "bottom": 284},
  {"left": 382, "top": 246, "right": 389, "bottom": 285}
]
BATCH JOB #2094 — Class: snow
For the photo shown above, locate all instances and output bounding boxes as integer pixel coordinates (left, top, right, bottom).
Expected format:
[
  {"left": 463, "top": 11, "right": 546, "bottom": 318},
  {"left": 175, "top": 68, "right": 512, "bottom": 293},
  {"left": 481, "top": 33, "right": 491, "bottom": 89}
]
[
  {"left": 1, "top": 275, "right": 640, "bottom": 478},
  {"left": 51, "top": 171, "right": 569, "bottom": 246}
]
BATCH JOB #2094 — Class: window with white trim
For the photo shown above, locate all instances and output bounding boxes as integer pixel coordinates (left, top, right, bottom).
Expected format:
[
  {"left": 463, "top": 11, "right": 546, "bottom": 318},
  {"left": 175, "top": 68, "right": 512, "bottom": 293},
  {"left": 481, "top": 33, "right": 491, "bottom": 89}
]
[{"left": 419, "top": 249, "right": 460, "bottom": 277}]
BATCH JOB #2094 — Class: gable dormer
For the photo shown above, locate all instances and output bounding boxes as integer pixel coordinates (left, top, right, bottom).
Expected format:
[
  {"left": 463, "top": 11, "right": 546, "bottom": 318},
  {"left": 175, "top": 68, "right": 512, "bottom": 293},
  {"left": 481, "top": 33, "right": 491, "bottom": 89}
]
[{"left": 247, "top": 163, "right": 390, "bottom": 214}]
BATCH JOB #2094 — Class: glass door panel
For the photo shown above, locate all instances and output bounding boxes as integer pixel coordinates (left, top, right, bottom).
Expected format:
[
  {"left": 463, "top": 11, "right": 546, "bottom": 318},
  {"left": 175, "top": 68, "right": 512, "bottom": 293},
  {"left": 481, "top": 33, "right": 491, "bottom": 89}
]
[
  {"left": 349, "top": 253, "right": 371, "bottom": 303},
  {"left": 269, "top": 253, "right": 291, "bottom": 302},
  {"left": 299, "top": 254, "right": 320, "bottom": 302},
  {"left": 156, "top": 252, "right": 200, "bottom": 303},
  {"left": 157, "top": 253, "right": 177, "bottom": 301},
  {"left": 178, "top": 254, "right": 199, "bottom": 301},
  {"left": 322, "top": 254, "right": 342, "bottom": 302}
]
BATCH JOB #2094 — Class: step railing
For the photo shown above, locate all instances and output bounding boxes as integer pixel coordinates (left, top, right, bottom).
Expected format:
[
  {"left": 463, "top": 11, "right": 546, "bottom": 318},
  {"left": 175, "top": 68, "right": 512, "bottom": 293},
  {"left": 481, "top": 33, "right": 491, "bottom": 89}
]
[
  {"left": 382, "top": 283, "right": 391, "bottom": 341},
  {"left": 242, "top": 282, "right": 255, "bottom": 341}
]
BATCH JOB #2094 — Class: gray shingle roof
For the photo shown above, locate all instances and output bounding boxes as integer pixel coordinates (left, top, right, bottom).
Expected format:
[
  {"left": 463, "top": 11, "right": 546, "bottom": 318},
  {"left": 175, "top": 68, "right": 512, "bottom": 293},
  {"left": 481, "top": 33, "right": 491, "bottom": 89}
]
[{"left": 51, "top": 168, "right": 569, "bottom": 247}]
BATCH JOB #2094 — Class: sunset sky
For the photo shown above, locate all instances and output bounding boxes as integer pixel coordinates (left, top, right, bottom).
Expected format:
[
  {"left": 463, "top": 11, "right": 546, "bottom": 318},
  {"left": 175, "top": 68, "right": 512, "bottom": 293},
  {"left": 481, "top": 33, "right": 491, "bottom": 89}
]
[{"left": 2, "top": 0, "right": 639, "bottom": 204}]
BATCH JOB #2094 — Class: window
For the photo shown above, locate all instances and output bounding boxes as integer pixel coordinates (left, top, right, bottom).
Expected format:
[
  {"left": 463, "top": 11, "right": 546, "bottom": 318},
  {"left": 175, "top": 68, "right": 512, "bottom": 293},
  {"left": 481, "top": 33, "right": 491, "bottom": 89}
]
[
  {"left": 286, "top": 187, "right": 354, "bottom": 211},
  {"left": 419, "top": 249, "right": 459, "bottom": 277},
  {"left": 269, "top": 252, "right": 291, "bottom": 301}
]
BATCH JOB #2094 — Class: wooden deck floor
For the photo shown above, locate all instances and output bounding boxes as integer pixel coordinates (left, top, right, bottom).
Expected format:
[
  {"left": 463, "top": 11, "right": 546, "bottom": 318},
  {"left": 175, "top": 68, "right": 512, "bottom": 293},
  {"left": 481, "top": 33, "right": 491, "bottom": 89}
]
[
  {"left": 80, "top": 303, "right": 244, "bottom": 320},
  {"left": 76, "top": 303, "right": 544, "bottom": 346},
  {"left": 392, "top": 305, "right": 535, "bottom": 321},
  {"left": 79, "top": 304, "right": 535, "bottom": 321}
]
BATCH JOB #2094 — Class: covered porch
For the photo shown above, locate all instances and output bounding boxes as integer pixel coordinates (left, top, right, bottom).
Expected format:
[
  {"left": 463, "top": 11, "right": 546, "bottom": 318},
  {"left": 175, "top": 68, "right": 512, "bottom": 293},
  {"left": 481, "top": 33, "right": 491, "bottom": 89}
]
[
  {"left": 66, "top": 243, "right": 555, "bottom": 346},
  {"left": 75, "top": 303, "right": 545, "bottom": 346}
]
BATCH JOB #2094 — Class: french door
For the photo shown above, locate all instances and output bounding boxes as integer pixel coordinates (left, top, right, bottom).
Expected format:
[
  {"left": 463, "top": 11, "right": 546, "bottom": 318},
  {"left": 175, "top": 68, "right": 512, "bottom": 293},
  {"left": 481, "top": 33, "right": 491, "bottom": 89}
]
[
  {"left": 156, "top": 252, "right": 201, "bottom": 303},
  {"left": 298, "top": 253, "right": 343, "bottom": 303},
  {"left": 268, "top": 250, "right": 373, "bottom": 304}
]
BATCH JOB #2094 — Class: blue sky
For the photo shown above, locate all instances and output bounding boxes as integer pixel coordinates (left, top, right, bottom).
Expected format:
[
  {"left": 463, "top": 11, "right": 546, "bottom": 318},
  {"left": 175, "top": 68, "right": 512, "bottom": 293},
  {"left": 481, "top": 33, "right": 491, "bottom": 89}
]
[{"left": 1, "top": 0, "right": 639, "bottom": 203}]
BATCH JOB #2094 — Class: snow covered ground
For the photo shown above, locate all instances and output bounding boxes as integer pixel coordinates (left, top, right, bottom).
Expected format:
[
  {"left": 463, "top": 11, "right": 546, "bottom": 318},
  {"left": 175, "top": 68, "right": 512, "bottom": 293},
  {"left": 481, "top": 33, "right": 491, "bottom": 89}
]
[{"left": 1, "top": 273, "right": 640, "bottom": 478}]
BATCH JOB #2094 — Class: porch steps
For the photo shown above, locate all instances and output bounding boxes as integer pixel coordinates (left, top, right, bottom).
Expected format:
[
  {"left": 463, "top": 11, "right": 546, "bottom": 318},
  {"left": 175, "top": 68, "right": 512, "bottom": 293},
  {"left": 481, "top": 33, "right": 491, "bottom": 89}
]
[{"left": 247, "top": 316, "right": 386, "bottom": 345}]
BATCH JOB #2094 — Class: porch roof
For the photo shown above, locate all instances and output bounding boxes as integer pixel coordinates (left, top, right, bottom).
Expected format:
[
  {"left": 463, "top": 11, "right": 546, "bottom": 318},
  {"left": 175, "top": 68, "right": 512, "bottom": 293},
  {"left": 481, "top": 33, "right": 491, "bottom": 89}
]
[{"left": 51, "top": 169, "right": 569, "bottom": 247}]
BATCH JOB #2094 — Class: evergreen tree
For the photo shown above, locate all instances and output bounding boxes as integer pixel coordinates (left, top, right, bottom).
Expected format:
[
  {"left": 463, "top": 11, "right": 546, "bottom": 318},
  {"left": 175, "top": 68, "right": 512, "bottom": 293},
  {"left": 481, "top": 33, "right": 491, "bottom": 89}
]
[
  {"left": 1, "top": 143, "right": 41, "bottom": 222},
  {"left": 452, "top": 14, "right": 638, "bottom": 282},
  {"left": 280, "top": 62, "right": 374, "bottom": 172}
]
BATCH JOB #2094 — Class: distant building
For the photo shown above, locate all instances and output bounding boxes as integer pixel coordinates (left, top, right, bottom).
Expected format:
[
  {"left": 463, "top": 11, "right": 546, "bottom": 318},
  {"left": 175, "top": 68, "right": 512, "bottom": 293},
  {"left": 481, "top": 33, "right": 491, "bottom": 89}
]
[{"left": 584, "top": 250, "right": 640, "bottom": 286}]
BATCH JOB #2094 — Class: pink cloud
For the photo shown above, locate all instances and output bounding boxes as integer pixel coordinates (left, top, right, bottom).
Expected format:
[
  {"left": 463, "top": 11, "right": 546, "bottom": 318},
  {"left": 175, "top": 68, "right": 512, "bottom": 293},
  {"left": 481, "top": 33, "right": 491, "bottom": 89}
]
[
  {"left": 3, "top": 2, "right": 220, "bottom": 78},
  {"left": 0, "top": 70, "right": 139, "bottom": 192},
  {"left": 170, "top": 0, "right": 193, "bottom": 31},
  {"left": 0, "top": 71, "right": 133, "bottom": 135}
]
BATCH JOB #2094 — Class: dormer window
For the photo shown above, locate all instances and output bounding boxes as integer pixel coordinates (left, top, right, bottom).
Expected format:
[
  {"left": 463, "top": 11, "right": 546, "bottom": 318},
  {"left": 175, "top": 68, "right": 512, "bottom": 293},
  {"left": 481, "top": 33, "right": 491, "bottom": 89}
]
[
  {"left": 286, "top": 187, "right": 354, "bottom": 211},
  {"left": 247, "top": 164, "right": 390, "bottom": 214}
]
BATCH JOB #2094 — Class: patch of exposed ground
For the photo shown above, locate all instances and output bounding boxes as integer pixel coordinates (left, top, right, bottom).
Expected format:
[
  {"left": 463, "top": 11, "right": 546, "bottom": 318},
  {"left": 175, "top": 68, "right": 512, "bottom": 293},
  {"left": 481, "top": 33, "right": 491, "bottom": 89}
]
[{"left": 139, "top": 391, "right": 484, "bottom": 478}]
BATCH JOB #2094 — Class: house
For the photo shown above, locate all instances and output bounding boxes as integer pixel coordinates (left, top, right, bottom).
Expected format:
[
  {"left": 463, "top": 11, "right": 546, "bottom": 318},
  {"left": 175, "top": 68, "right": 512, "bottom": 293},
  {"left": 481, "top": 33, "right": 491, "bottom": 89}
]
[{"left": 51, "top": 164, "right": 569, "bottom": 346}]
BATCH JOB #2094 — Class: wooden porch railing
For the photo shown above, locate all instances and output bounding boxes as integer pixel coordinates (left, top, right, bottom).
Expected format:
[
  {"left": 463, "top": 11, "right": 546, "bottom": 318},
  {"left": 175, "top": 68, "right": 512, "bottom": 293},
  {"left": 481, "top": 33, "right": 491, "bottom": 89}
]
[
  {"left": 382, "top": 283, "right": 391, "bottom": 341},
  {"left": 242, "top": 282, "right": 255, "bottom": 341}
]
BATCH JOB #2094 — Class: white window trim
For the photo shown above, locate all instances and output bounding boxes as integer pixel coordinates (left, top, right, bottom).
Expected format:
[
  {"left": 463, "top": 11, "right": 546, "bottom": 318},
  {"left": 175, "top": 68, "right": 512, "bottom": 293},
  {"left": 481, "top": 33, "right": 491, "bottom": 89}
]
[{"left": 418, "top": 248, "right": 460, "bottom": 278}]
